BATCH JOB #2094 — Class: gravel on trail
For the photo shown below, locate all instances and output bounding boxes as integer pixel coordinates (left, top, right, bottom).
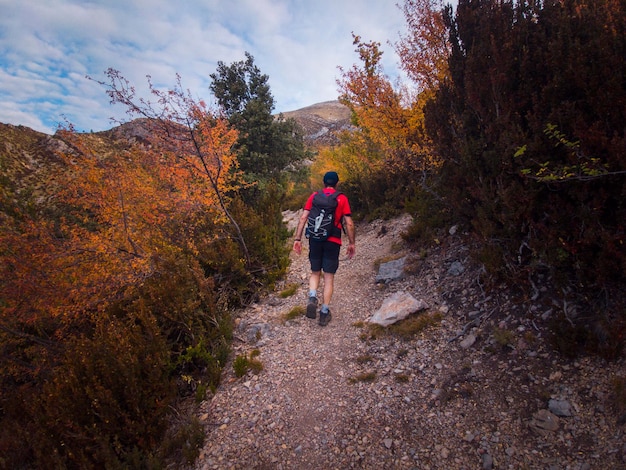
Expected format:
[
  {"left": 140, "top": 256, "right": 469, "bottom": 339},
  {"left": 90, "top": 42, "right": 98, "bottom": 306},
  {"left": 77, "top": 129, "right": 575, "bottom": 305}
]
[{"left": 195, "top": 213, "right": 626, "bottom": 470}]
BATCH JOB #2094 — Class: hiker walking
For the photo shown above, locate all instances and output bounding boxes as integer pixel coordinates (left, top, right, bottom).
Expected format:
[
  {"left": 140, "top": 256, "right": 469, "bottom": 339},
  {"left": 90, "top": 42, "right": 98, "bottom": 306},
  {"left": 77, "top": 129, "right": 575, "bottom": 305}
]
[{"left": 293, "top": 171, "right": 355, "bottom": 326}]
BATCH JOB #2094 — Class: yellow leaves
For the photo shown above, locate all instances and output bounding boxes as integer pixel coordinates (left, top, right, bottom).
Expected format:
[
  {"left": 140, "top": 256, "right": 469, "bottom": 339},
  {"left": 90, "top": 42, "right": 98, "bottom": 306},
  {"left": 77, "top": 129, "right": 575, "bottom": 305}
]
[{"left": 337, "top": 34, "right": 441, "bottom": 178}]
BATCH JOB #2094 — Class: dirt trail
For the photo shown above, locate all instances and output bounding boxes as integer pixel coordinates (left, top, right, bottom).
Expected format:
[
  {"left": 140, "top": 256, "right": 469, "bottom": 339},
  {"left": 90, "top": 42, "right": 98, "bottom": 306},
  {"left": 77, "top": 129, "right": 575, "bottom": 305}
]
[{"left": 194, "top": 213, "right": 626, "bottom": 470}]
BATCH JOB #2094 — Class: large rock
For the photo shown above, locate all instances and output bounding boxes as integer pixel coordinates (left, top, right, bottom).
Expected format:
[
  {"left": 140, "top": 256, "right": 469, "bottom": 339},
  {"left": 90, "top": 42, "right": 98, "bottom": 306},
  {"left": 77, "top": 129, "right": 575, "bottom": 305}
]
[
  {"left": 375, "top": 257, "right": 407, "bottom": 284},
  {"left": 369, "top": 292, "right": 429, "bottom": 326}
]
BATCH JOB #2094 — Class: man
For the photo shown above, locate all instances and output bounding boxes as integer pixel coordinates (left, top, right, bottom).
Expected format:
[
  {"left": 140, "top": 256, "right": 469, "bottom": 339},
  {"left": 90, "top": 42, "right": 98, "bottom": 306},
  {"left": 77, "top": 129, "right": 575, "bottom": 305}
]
[{"left": 293, "top": 171, "right": 355, "bottom": 326}]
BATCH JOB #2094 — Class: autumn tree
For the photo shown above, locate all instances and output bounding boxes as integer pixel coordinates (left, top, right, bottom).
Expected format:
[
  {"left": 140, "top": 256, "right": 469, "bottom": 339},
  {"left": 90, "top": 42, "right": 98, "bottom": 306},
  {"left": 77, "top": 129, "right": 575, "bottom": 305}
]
[
  {"left": 396, "top": 0, "right": 451, "bottom": 94},
  {"left": 335, "top": 33, "right": 442, "bottom": 218},
  {"left": 0, "top": 124, "right": 230, "bottom": 467},
  {"left": 0, "top": 69, "right": 296, "bottom": 467},
  {"left": 97, "top": 69, "right": 251, "bottom": 267}
]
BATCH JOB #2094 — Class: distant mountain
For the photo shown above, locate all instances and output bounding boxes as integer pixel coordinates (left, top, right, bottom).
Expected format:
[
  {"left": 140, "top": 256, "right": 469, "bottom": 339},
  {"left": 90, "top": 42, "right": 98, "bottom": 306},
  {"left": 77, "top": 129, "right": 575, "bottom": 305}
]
[
  {"left": 0, "top": 101, "right": 352, "bottom": 187},
  {"left": 278, "top": 100, "right": 352, "bottom": 146}
]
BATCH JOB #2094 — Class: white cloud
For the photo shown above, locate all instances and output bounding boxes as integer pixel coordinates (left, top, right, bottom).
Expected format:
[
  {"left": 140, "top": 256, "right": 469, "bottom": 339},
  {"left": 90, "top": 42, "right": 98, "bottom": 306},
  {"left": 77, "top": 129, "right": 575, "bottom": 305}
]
[{"left": 0, "top": 0, "right": 410, "bottom": 134}]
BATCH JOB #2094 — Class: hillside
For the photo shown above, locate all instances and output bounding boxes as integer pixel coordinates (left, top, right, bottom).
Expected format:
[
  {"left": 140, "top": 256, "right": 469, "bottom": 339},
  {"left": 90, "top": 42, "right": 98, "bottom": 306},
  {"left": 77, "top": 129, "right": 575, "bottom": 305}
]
[
  {"left": 279, "top": 100, "right": 352, "bottom": 146},
  {"left": 2, "top": 101, "right": 624, "bottom": 469},
  {"left": 1, "top": 100, "right": 351, "bottom": 151}
]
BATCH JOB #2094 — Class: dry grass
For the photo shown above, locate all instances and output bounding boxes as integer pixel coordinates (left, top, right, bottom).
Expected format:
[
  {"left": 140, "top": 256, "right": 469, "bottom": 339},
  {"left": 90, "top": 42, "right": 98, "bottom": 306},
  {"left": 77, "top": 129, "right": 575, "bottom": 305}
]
[
  {"left": 363, "top": 312, "right": 443, "bottom": 341},
  {"left": 349, "top": 371, "right": 377, "bottom": 384},
  {"left": 233, "top": 349, "right": 264, "bottom": 377},
  {"left": 279, "top": 283, "right": 299, "bottom": 298},
  {"left": 282, "top": 305, "right": 305, "bottom": 322},
  {"left": 355, "top": 354, "right": 373, "bottom": 364}
]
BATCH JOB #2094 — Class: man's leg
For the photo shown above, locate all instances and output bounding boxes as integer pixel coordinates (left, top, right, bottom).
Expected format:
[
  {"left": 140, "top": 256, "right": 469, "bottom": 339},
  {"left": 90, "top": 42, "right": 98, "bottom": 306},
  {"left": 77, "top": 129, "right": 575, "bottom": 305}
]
[
  {"left": 322, "top": 272, "right": 334, "bottom": 307},
  {"left": 319, "top": 242, "right": 340, "bottom": 326},
  {"left": 306, "top": 270, "right": 321, "bottom": 318},
  {"left": 319, "top": 273, "right": 334, "bottom": 326},
  {"left": 306, "top": 242, "right": 323, "bottom": 318},
  {"left": 309, "top": 271, "right": 321, "bottom": 293}
]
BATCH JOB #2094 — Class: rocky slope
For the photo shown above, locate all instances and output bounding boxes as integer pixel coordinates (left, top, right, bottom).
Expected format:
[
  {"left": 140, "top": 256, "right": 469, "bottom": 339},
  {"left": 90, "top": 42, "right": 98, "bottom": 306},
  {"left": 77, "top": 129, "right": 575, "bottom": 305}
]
[
  {"left": 279, "top": 100, "right": 352, "bottom": 146},
  {"left": 194, "top": 213, "right": 625, "bottom": 469}
]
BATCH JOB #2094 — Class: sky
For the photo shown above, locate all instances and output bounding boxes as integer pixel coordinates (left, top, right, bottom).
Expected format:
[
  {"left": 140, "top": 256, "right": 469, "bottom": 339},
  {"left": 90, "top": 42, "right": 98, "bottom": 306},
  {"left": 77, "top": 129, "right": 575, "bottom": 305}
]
[{"left": 0, "top": 0, "right": 413, "bottom": 135}]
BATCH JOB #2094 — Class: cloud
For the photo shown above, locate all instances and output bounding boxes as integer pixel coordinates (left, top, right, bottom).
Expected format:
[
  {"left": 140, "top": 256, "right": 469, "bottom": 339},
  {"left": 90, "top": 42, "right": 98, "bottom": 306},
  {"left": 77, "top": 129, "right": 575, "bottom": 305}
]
[{"left": 0, "top": 0, "right": 409, "bottom": 134}]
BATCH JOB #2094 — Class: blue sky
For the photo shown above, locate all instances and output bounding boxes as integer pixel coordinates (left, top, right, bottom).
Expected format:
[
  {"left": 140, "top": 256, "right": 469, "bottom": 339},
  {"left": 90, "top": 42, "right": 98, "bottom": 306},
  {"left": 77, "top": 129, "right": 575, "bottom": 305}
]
[{"left": 0, "top": 0, "right": 412, "bottom": 134}]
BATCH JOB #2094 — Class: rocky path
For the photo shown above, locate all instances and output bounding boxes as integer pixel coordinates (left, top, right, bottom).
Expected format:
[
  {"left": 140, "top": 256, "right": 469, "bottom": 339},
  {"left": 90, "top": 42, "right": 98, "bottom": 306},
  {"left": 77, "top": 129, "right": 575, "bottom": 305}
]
[{"left": 194, "top": 214, "right": 625, "bottom": 470}]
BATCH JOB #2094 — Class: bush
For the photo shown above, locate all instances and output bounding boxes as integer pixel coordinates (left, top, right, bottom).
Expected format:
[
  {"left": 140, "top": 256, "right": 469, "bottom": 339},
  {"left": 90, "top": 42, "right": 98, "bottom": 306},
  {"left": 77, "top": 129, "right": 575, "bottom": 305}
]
[{"left": 0, "top": 253, "right": 233, "bottom": 469}]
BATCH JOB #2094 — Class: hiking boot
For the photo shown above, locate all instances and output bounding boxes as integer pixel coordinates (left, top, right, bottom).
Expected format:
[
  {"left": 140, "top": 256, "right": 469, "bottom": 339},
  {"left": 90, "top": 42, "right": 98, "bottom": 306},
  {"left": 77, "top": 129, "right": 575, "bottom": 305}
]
[
  {"left": 318, "top": 309, "right": 332, "bottom": 327},
  {"left": 306, "top": 297, "right": 318, "bottom": 319}
]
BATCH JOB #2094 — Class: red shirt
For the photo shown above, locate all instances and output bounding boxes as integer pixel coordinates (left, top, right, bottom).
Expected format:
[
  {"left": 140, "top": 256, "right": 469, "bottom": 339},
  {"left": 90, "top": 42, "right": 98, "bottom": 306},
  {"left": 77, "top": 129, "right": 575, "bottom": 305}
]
[{"left": 304, "top": 188, "right": 351, "bottom": 245}]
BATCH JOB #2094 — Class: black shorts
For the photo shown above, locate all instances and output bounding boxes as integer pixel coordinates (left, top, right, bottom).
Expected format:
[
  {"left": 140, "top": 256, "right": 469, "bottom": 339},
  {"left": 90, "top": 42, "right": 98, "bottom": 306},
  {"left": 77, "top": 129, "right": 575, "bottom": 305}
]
[{"left": 308, "top": 240, "right": 341, "bottom": 274}]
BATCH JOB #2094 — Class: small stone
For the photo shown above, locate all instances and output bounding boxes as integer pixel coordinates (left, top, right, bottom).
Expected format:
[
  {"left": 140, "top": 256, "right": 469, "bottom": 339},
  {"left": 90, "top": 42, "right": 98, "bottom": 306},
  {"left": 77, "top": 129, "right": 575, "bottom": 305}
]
[
  {"left": 384, "top": 438, "right": 393, "bottom": 449},
  {"left": 460, "top": 334, "right": 477, "bottom": 349},
  {"left": 448, "top": 261, "right": 465, "bottom": 276},
  {"left": 548, "top": 399, "right": 573, "bottom": 417},
  {"left": 529, "top": 409, "right": 560, "bottom": 435}
]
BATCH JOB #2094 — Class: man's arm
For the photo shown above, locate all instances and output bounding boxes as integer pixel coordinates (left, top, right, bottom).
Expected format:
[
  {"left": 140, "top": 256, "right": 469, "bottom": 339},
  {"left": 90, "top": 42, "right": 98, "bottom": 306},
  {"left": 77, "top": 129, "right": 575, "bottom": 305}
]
[
  {"left": 343, "top": 215, "right": 356, "bottom": 259},
  {"left": 293, "top": 209, "right": 310, "bottom": 255}
]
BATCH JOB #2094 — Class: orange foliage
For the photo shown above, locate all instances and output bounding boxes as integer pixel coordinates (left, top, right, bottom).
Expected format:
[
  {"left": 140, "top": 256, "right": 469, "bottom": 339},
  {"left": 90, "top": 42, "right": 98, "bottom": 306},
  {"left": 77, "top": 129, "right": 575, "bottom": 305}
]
[
  {"left": 337, "top": 34, "right": 440, "bottom": 175},
  {"left": 395, "top": 0, "right": 450, "bottom": 93},
  {"left": 96, "top": 70, "right": 250, "bottom": 265},
  {"left": 0, "top": 108, "right": 239, "bottom": 326}
]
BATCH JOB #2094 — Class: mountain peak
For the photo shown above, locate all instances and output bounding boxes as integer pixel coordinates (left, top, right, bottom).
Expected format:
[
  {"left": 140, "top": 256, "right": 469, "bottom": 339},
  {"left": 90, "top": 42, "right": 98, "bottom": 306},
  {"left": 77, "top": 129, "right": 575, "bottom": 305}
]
[{"left": 278, "top": 100, "right": 352, "bottom": 146}]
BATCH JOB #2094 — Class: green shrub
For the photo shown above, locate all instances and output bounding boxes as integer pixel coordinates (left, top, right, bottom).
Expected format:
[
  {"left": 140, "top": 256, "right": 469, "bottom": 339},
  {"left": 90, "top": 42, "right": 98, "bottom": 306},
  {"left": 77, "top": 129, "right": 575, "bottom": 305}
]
[
  {"left": 0, "top": 252, "right": 235, "bottom": 469},
  {"left": 31, "top": 312, "right": 175, "bottom": 469},
  {"left": 493, "top": 327, "right": 515, "bottom": 347},
  {"left": 403, "top": 189, "right": 452, "bottom": 244},
  {"left": 161, "top": 412, "right": 205, "bottom": 467},
  {"left": 233, "top": 354, "right": 250, "bottom": 378}
]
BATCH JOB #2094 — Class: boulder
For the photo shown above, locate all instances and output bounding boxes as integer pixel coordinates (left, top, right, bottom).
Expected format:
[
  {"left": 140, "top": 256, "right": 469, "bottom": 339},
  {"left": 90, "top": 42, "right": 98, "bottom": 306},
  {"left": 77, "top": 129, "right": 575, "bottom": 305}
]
[
  {"left": 375, "top": 257, "right": 407, "bottom": 284},
  {"left": 369, "top": 292, "right": 429, "bottom": 326},
  {"left": 548, "top": 399, "right": 573, "bottom": 417}
]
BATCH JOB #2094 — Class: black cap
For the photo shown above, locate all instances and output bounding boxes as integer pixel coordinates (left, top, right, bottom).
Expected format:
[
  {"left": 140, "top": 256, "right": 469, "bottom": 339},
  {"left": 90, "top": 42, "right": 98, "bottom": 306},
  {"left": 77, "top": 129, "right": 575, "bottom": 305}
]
[{"left": 323, "top": 171, "right": 339, "bottom": 186}]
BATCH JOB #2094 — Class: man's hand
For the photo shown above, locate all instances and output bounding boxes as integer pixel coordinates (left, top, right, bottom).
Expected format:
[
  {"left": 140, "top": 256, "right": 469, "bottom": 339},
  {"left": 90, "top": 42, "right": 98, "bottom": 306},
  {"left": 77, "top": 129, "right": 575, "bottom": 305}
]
[
  {"left": 346, "top": 243, "right": 355, "bottom": 259},
  {"left": 293, "top": 240, "right": 302, "bottom": 255}
]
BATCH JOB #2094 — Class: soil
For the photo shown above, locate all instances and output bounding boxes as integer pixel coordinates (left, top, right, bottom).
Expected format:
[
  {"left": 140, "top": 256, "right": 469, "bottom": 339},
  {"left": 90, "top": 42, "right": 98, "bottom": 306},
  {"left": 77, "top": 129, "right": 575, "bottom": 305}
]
[{"left": 194, "top": 213, "right": 625, "bottom": 470}]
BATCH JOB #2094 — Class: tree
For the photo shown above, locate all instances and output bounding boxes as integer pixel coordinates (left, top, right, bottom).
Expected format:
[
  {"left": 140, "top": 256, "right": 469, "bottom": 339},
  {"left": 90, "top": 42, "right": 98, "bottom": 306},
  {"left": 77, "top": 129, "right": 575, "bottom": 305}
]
[
  {"left": 95, "top": 69, "right": 250, "bottom": 267},
  {"left": 395, "top": 0, "right": 451, "bottom": 94},
  {"left": 335, "top": 33, "right": 441, "bottom": 217},
  {"left": 210, "top": 52, "right": 311, "bottom": 184},
  {"left": 425, "top": 0, "right": 626, "bottom": 289},
  {"left": 0, "top": 124, "right": 229, "bottom": 468}
]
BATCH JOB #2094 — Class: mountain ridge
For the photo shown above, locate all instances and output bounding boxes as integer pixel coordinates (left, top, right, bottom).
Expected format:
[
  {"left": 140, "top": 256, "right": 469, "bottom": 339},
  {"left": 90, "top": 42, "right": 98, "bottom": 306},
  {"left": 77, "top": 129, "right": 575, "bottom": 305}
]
[{"left": 1, "top": 100, "right": 352, "bottom": 147}]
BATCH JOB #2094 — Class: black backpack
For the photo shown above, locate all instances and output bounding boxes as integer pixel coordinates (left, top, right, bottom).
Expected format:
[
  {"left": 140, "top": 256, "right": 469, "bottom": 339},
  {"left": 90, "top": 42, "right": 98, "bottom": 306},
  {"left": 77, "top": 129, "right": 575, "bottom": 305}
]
[{"left": 305, "top": 190, "right": 342, "bottom": 241}]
